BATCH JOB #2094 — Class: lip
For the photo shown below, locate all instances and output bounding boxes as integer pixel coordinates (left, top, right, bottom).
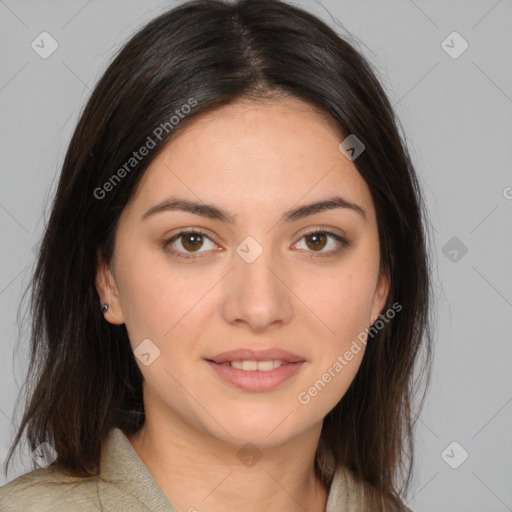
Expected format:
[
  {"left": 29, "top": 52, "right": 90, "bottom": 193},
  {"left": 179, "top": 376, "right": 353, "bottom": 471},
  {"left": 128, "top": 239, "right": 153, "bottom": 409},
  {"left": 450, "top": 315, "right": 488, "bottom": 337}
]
[
  {"left": 207, "top": 348, "right": 305, "bottom": 364},
  {"left": 205, "top": 359, "right": 305, "bottom": 392}
]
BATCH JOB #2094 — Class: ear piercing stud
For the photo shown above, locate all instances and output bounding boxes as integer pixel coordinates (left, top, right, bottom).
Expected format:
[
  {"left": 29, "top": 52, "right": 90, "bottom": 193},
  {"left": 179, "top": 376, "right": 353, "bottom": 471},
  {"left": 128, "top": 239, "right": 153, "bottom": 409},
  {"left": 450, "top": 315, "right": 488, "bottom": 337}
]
[{"left": 101, "top": 304, "right": 109, "bottom": 314}]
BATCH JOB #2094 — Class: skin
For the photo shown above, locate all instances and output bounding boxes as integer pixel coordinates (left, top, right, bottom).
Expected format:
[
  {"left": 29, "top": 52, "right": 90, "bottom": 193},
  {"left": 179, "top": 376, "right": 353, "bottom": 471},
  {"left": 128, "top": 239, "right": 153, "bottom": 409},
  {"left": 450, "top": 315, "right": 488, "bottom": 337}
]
[{"left": 96, "top": 96, "right": 389, "bottom": 512}]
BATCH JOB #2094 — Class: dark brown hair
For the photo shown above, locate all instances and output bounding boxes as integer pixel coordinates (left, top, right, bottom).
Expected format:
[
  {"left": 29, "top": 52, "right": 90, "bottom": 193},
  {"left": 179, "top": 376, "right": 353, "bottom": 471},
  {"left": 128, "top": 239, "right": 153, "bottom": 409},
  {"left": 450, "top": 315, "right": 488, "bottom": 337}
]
[{"left": 7, "top": 0, "right": 434, "bottom": 509}]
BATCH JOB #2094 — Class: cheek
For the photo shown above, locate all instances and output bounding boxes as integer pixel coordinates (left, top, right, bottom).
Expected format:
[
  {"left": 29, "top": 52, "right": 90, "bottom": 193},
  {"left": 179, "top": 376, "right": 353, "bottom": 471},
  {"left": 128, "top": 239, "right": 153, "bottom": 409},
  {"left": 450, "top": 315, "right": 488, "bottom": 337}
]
[
  {"left": 117, "top": 261, "right": 225, "bottom": 369},
  {"left": 113, "top": 242, "right": 187, "bottom": 345},
  {"left": 294, "top": 252, "right": 378, "bottom": 404},
  {"left": 299, "top": 260, "right": 378, "bottom": 341},
  {"left": 295, "top": 276, "right": 370, "bottom": 413}
]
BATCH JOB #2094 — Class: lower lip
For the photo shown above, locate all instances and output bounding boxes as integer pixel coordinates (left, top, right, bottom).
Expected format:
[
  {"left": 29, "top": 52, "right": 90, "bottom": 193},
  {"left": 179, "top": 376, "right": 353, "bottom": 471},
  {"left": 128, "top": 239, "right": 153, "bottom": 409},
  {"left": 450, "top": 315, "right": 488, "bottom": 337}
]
[{"left": 205, "top": 360, "right": 305, "bottom": 392}]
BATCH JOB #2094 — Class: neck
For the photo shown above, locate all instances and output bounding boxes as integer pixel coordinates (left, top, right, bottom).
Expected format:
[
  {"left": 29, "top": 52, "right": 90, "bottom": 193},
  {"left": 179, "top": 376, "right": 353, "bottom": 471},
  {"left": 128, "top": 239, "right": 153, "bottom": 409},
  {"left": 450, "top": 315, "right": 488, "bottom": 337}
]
[{"left": 128, "top": 409, "right": 329, "bottom": 512}]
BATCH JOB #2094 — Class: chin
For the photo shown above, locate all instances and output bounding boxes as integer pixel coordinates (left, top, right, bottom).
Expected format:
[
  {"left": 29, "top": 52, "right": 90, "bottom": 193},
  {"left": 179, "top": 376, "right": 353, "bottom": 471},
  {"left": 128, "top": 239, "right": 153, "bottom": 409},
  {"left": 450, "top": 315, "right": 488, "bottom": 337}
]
[{"left": 200, "top": 408, "right": 313, "bottom": 448}]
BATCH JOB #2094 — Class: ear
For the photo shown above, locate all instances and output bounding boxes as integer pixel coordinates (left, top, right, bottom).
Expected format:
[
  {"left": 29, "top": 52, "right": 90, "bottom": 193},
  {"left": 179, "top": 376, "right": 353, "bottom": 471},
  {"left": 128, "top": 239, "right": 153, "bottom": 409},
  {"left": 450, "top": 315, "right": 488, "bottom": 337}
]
[
  {"left": 369, "top": 269, "right": 390, "bottom": 325},
  {"left": 95, "top": 250, "right": 125, "bottom": 325}
]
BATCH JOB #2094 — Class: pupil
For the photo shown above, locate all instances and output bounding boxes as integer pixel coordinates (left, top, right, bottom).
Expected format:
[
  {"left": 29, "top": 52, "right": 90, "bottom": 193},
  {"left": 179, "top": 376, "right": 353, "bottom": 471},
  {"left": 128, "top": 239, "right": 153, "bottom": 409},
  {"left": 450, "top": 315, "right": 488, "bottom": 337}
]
[
  {"left": 308, "top": 233, "right": 326, "bottom": 250},
  {"left": 183, "top": 233, "right": 202, "bottom": 251}
]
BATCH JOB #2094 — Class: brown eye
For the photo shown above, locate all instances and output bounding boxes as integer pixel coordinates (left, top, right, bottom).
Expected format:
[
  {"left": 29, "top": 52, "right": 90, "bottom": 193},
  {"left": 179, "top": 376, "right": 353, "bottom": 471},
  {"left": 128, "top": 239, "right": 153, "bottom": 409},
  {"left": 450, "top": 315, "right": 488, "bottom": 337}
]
[
  {"left": 164, "top": 229, "right": 217, "bottom": 258},
  {"left": 181, "top": 232, "right": 204, "bottom": 252},
  {"left": 295, "top": 230, "right": 349, "bottom": 257},
  {"left": 304, "top": 232, "right": 328, "bottom": 251}
]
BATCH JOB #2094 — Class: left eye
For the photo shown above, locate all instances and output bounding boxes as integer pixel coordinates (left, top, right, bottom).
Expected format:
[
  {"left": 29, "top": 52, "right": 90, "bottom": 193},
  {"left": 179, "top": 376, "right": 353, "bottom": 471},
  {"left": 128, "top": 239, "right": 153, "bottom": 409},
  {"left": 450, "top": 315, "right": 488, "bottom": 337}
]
[{"left": 293, "top": 230, "right": 349, "bottom": 255}]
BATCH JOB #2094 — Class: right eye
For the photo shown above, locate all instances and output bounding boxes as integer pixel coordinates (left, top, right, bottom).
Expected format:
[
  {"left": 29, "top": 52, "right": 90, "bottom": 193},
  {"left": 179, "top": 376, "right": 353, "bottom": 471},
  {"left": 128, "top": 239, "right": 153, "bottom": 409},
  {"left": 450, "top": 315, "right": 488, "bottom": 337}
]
[{"left": 164, "top": 229, "right": 219, "bottom": 259}]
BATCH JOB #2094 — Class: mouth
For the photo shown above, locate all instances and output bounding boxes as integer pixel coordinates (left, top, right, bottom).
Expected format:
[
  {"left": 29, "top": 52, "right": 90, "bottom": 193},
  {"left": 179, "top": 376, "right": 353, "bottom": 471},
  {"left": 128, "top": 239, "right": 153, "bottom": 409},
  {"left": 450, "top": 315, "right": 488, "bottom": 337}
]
[
  {"left": 207, "top": 348, "right": 305, "bottom": 365},
  {"left": 207, "top": 359, "right": 294, "bottom": 371},
  {"left": 205, "top": 359, "right": 305, "bottom": 392}
]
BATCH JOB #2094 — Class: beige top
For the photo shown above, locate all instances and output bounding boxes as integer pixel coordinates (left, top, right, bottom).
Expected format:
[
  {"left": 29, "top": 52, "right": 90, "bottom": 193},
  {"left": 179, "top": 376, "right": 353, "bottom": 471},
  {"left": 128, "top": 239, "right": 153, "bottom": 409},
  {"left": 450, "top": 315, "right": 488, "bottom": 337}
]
[{"left": 0, "top": 428, "right": 412, "bottom": 511}]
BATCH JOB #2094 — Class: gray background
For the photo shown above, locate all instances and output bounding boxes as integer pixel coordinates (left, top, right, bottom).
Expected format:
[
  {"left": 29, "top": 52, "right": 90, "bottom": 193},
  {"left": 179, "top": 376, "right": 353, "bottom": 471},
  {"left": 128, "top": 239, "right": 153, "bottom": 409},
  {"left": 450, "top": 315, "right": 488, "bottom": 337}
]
[{"left": 1, "top": 1, "right": 511, "bottom": 511}]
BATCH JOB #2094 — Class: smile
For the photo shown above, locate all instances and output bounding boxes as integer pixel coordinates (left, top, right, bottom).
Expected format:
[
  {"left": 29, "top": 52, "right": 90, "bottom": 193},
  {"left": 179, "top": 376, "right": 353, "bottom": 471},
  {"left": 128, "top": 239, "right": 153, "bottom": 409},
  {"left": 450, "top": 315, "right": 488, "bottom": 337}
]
[{"left": 205, "top": 360, "right": 305, "bottom": 392}]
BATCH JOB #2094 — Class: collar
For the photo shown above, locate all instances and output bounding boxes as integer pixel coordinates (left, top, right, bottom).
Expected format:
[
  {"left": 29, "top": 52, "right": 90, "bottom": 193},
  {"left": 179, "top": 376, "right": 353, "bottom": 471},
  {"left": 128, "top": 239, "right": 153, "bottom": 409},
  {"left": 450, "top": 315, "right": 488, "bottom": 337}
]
[
  {"left": 100, "top": 428, "right": 176, "bottom": 511},
  {"left": 101, "top": 427, "right": 359, "bottom": 511}
]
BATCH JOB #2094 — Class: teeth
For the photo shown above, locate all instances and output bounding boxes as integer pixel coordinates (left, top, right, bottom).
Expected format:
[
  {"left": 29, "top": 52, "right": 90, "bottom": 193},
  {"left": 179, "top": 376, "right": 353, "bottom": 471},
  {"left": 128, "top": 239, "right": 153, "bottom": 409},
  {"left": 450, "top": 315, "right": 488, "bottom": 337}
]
[{"left": 229, "top": 360, "right": 284, "bottom": 371}]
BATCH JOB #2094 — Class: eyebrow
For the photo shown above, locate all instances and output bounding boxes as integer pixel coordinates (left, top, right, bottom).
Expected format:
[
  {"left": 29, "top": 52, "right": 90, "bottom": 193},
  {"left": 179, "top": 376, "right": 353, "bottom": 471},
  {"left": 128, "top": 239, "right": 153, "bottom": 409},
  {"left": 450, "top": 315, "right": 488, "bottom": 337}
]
[{"left": 141, "top": 195, "right": 367, "bottom": 224}]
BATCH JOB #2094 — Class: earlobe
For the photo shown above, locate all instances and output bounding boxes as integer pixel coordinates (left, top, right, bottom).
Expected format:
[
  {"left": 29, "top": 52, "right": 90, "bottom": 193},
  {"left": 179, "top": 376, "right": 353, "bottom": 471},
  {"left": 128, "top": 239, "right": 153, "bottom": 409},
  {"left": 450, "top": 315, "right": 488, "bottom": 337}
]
[
  {"left": 95, "top": 252, "right": 125, "bottom": 325},
  {"left": 370, "top": 271, "right": 391, "bottom": 325}
]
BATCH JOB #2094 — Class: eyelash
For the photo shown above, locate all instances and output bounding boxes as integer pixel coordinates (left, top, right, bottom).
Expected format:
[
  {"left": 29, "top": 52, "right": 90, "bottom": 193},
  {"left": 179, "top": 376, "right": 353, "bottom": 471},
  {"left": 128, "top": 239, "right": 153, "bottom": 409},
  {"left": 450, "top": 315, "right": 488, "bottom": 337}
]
[{"left": 163, "top": 228, "right": 350, "bottom": 260}]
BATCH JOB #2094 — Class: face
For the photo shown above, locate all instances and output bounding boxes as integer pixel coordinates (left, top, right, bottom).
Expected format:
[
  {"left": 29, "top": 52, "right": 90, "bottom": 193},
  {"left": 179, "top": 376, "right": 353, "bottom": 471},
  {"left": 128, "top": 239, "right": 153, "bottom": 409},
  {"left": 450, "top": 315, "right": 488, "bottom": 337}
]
[{"left": 96, "top": 96, "right": 389, "bottom": 449}]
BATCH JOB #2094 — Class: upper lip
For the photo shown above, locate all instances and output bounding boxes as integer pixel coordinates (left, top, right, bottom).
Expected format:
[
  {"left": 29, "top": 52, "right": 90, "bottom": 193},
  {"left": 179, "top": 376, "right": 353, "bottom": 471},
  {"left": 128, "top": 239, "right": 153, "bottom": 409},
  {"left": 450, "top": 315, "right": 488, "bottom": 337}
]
[{"left": 207, "top": 349, "right": 305, "bottom": 363}]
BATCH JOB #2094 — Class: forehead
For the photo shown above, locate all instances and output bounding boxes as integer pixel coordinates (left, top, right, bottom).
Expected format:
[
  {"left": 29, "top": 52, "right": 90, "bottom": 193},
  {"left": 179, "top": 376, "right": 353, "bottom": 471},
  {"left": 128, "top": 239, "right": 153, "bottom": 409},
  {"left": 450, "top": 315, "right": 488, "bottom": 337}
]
[{"left": 125, "top": 97, "right": 375, "bottom": 225}]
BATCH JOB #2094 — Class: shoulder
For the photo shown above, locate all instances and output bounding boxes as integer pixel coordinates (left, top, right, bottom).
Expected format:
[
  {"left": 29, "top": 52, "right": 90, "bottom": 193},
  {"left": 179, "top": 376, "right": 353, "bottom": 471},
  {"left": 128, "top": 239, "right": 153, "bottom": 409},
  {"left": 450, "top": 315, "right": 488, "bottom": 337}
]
[
  {"left": 0, "top": 465, "right": 127, "bottom": 512},
  {"left": 0, "top": 428, "right": 173, "bottom": 511},
  {"left": 330, "top": 465, "right": 414, "bottom": 512},
  {"left": 0, "top": 466, "right": 95, "bottom": 511}
]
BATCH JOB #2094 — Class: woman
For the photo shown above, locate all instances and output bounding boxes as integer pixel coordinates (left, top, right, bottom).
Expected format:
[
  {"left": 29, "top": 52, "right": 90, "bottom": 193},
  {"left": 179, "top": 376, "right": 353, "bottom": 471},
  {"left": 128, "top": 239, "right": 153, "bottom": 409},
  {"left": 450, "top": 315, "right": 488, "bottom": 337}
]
[{"left": 0, "top": 0, "right": 433, "bottom": 510}]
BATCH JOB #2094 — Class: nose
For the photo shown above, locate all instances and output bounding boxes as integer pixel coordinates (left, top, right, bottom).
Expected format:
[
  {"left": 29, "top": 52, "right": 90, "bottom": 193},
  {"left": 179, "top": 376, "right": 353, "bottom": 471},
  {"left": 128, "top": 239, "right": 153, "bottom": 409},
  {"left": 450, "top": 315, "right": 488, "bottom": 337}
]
[{"left": 220, "top": 241, "right": 294, "bottom": 333}]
